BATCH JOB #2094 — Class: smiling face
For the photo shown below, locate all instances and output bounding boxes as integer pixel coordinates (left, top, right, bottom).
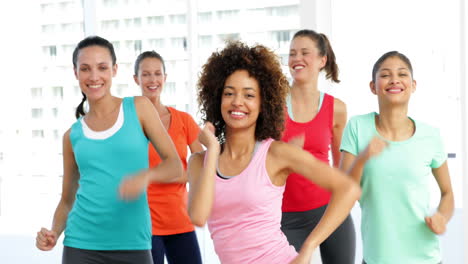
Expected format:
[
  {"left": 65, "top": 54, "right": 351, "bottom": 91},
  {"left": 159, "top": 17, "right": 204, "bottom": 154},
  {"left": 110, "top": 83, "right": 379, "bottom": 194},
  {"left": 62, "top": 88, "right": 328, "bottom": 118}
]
[
  {"left": 370, "top": 56, "right": 416, "bottom": 106},
  {"left": 134, "top": 57, "right": 166, "bottom": 100},
  {"left": 288, "top": 36, "right": 326, "bottom": 84},
  {"left": 74, "top": 45, "right": 117, "bottom": 101},
  {"left": 221, "top": 70, "right": 261, "bottom": 134}
]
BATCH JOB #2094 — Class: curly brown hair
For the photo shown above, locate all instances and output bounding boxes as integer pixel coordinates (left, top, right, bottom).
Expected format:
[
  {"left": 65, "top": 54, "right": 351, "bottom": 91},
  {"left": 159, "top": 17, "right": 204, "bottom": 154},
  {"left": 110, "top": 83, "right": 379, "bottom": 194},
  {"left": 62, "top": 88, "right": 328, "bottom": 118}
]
[{"left": 197, "top": 41, "right": 289, "bottom": 144}]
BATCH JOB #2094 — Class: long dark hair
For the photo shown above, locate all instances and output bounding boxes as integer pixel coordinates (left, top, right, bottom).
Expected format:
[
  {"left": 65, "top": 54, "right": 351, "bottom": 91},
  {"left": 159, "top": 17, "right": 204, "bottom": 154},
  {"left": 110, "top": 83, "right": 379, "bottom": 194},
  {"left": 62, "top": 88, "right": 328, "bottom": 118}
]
[{"left": 72, "top": 36, "right": 117, "bottom": 119}]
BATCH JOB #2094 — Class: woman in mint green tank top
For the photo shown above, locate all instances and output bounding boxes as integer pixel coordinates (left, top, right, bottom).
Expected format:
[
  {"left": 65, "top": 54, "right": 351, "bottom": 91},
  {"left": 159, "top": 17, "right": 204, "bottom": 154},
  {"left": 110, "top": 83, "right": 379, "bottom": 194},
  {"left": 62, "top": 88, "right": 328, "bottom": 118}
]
[
  {"left": 340, "top": 51, "right": 454, "bottom": 264},
  {"left": 35, "top": 36, "right": 183, "bottom": 264}
]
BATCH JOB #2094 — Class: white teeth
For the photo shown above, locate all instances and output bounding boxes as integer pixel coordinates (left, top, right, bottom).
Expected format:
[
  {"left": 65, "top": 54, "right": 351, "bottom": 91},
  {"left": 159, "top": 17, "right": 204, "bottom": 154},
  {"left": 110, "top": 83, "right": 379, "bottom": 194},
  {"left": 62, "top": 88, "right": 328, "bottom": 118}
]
[
  {"left": 148, "top": 86, "right": 158, "bottom": 90},
  {"left": 294, "top": 65, "right": 304, "bottom": 70},
  {"left": 231, "top": 111, "right": 246, "bottom": 116},
  {"left": 88, "top": 84, "right": 102, "bottom": 89}
]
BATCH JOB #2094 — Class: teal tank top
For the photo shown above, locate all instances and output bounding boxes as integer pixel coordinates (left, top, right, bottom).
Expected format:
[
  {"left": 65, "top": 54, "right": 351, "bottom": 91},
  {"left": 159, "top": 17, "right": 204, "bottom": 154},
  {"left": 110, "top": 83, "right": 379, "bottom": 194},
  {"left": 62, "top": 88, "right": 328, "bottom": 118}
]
[{"left": 64, "top": 97, "right": 151, "bottom": 250}]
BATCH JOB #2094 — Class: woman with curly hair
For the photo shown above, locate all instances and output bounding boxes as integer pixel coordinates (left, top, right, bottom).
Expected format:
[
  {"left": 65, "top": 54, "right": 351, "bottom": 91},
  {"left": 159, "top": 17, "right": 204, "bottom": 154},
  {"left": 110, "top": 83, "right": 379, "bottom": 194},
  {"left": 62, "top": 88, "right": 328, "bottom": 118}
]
[{"left": 187, "top": 41, "right": 360, "bottom": 264}]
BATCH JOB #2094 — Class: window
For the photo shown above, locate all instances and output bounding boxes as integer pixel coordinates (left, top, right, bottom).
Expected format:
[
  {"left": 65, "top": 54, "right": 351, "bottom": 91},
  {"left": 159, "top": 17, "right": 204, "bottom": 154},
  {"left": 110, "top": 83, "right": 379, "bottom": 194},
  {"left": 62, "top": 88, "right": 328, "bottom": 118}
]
[
  {"left": 198, "top": 12, "right": 212, "bottom": 24},
  {"left": 218, "top": 33, "right": 240, "bottom": 44},
  {"left": 43, "top": 46, "right": 57, "bottom": 58},
  {"left": 169, "top": 14, "right": 186, "bottom": 24},
  {"left": 266, "top": 5, "right": 298, "bottom": 17},
  {"left": 111, "top": 41, "right": 120, "bottom": 52},
  {"left": 164, "top": 82, "right": 176, "bottom": 97},
  {"left": 31, "top": 108, "right": 43, "bottom": 119},
  {"left": 53, "top": 130, "right": 60, "bottom": 140},
  {"left": 32, "top": 130, "right": 45, "bottom": 138},
  {"left": 52, "top": 86, "right": 63, "bottom": 99},
  {"left": 147, "top": 16, "right": 164, "bottom": 25},
  {"left": 198, "top": 35, "right": 212, "bottom": 48},
  {"left": 170, "top": 37, "right": 187, "bottom": 51},
  {"left": 62, "top": 44, "right": 75, "bottom": 57},
  {"left": 216, "top": 10, "right": 240, "bottom": 21},
  {"left": 270, "top": 30, "right": 292, "bottom": 48},
  {"left": 134, "top": 40, "right": 142, "bottom": 54},
  {"left": 52, "top": 108, "right": 59, "bottom": 118},
  {"left": 103, "top": 0, "right": 118, "bottom": 8},
  {"left": 31, "top": 87, "right": 43, "bottom": 99},
  {"left": 41, "top": 24, "right": 55, "bottom": 33},
  {"left": 124, "top": 18, "right": 141, "bottom": 29},
  {"left": 148, "top": 38, "right": 165, "bottom": 49},
  {"left": 125, "top": 40, "right": 142, "bottom": 54},
  {"left": 101, "top": 20, "right": 119, "bottom": 31}
]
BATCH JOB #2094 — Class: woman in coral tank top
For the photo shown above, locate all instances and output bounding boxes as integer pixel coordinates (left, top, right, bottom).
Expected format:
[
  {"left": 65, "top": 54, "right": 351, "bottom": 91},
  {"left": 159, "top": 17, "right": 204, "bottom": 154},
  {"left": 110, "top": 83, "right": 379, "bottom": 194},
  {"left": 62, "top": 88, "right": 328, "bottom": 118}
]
[
  {"left": 282, "top": 29, "right": 356, "bottom": 264},
  {"left": 187, "top": 41, "right": 360, "bottom": 264},
  {"left": 133, "top": 51, "right": 203, "bottom": 264}
]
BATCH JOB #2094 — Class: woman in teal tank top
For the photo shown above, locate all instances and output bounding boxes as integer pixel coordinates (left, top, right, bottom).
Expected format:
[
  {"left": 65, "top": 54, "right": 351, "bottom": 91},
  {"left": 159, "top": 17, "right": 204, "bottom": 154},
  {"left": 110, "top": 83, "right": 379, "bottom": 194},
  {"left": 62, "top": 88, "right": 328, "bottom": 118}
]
[
  {"left": 35, "top": 36, "right": 183, "bottom": 264},
  {"left": 340, "top": 51, "right": 454, "bottom": 263}
]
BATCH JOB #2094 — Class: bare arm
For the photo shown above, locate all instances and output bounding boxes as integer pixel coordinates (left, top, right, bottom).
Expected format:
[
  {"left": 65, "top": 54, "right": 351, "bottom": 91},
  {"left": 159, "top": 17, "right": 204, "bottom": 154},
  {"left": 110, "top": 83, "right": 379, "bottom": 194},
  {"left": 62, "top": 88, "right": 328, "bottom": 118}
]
[
  {"left": 425, "top": 161, "right": 454, "bottom": 234},
  {"left": 187, "top": 123, "right": 220, "bottom": 226},
  {"left": 269, "top": 141, "right": 360, "bottom": 262},
  {"left": 174, "top": 138, "right": 204, "bottom": 184},
  {"left": 119, "top": 97, "right": 183, "bottom": 199},
  {"left": 331, "top": 98, "right": 347, "bottom": 168},
  {"left": 36, "top": 129, "right": 79, "bottom": 251},
  {"left": 137, "top": 96, "right": 183, "bottom": 183}
]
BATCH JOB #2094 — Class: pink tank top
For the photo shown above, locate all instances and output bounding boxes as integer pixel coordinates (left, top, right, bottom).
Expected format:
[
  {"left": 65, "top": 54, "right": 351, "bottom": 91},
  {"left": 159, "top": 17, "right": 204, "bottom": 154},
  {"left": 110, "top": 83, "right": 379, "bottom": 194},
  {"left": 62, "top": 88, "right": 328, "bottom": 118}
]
[
  {"left": 282, "top": 93, "right": 334, "bottom": 212},
  {"left": 207, "top": 138, "right": 297, "bottom": 264}
]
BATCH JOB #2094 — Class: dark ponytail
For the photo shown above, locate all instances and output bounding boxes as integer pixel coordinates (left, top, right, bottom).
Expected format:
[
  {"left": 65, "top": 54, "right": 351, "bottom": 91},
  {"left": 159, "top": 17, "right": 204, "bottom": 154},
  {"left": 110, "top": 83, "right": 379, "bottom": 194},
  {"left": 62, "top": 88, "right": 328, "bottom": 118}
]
[
  {"left": 293, "top": 29, "right": 340, "bottom": 83},
  {"left": 75, "top": 92, "right": 87, "bottom": 119}
]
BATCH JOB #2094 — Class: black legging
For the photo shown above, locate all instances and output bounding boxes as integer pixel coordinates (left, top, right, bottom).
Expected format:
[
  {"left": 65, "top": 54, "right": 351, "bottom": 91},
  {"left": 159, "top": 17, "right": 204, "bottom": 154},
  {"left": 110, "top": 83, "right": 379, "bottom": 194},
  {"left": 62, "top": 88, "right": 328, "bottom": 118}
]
[
  {"left": 62, "top": 246, "right": 153, "bottom": 264},
  {"left": 281, "top": 204, "right": 356, "bottom": 264}
]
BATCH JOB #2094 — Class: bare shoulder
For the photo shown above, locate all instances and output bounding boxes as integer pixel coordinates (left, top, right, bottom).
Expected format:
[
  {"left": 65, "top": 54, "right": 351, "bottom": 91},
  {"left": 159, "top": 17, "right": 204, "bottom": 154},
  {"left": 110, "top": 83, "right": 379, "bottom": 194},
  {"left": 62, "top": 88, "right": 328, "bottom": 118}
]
[
  {"left": 133, "top": 95, "right": 152, "bottom": 109},
  {"left": 268, "top": 140, "right": 295, "bottom": 162},
  {"left": 333, "top": 97, "right": 347, "bottom": 114},
  {"left": 62, "top": 128, "right": 72, "bottom": 144}
]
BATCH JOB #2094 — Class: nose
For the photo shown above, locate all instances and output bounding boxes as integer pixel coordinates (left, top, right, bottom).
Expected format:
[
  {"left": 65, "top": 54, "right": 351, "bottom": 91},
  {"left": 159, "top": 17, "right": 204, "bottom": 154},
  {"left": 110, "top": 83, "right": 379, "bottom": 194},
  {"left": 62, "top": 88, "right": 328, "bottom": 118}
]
[
  {"left": 89, "top": 69, "right": 99, "bottom": 81},
  {"left": 232, "top": 94, "right": 243, "bottom": 106},
  {"left": 389, "top": 76, "right": 401, "bottom": 84}
]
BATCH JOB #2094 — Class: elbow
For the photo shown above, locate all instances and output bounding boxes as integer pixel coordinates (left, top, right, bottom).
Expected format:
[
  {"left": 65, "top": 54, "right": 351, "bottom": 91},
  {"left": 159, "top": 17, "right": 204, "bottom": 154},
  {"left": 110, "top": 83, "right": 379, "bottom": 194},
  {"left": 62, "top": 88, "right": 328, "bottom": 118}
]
[
  {"left": 348, "top": 181, "right": 361, "bottom": 202},
  {"left": 189, "top": 211, "right": 207, "bottom": 227}
]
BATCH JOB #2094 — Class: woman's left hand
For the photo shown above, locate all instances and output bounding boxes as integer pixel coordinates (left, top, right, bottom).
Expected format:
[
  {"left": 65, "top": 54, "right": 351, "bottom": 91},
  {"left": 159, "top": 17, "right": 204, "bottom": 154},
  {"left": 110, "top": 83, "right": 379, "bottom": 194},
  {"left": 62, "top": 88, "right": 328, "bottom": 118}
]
[
  {"left": 425, "top": 211, "right": 447, "bottom": 234},
  {"left": 119, "top": 171, "right": 150, "bottom": 200},
  {"left": 289, "top": 250, "right": 312, "bottom": 264}
]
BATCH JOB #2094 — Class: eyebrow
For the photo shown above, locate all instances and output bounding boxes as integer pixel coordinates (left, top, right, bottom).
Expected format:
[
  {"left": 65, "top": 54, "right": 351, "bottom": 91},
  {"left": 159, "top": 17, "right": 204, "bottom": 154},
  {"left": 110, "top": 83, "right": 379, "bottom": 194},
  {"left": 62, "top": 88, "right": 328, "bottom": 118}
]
[
  {"left": 224, "top": 86, "right": 256, "bottom": 91},
  {"left": 380, "top": 67, "right": 409, "bottom": 71},
  {"left": 289, "top": 48, "right": 309, "bottom": 52}
]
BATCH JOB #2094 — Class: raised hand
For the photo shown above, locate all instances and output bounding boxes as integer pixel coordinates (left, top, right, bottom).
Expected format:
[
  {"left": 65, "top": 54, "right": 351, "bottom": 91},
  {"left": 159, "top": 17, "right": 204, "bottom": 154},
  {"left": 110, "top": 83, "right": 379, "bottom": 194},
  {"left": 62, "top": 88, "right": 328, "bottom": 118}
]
[
  {"left": 36, "top": 228, "right": 58, "bottom": 251},
  {"left": 119, "top": 171, "right": 149, "bottom": 200},
  {"left": 289, "top": 250, "right": 312, "bottom": 264},
  {"left": 198, "top": 122, "right": 219, "bottom": 150},
  {"left": 360, "top": 136, "right": 387, "bottom": 161}
]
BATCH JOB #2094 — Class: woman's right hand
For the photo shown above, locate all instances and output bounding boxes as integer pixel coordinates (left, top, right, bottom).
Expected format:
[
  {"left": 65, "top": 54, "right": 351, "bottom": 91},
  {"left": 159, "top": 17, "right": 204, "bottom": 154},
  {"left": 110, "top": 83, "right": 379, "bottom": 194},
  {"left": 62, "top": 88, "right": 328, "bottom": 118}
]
[
  {"left": 198, "top": 122, "right": 219, "bottom": 150},
  {"left": 36, "top": 228, "right": 58, "bottom": 251},
  {"left": 360, "top": 136, "right": 387, "bottom": 161}
]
